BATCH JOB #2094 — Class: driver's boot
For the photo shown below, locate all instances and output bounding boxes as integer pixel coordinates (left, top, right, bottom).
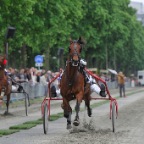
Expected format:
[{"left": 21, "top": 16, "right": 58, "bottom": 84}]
[
  {"left": 17, "top": 85, "right": 23, "bottom": 92},
  {"left": 99, "top": 84, "right": 106, "bottom": 97}
]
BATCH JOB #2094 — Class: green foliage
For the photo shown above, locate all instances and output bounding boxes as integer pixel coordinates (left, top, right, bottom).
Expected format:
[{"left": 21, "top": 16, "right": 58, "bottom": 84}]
[{"left": 0, "top": 0, "right": 144, "bottom": 75}]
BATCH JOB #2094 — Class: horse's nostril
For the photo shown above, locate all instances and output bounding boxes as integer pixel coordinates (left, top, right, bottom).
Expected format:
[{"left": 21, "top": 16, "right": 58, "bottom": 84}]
[
  {"left": 72, "top": 60, "right": 79, "bottom": 66},
  {"left": 73, "top": 60, "right": 78, "bottom": 63}
]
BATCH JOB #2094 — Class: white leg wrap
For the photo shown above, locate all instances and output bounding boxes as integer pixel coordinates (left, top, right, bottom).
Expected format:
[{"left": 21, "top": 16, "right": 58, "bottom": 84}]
[
  {"left": 90, "top": 84, "right": 101, "bottom": 94},
  {"left": 56, "top": 89, "right": 61, "bottom": 97},
  {"left": 12, "top": 85, "right": 18, "bottom": 91}
]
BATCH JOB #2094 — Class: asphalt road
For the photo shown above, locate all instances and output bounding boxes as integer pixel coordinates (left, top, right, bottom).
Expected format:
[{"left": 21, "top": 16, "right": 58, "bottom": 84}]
[{"left": 0, "top": 87, "right": 144, "bottom": 144}]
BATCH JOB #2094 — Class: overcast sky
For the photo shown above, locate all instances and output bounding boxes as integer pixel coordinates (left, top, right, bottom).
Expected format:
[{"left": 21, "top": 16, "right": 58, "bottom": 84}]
[{"left": 131, "top": 0, "right": 144, "bottom": 4}]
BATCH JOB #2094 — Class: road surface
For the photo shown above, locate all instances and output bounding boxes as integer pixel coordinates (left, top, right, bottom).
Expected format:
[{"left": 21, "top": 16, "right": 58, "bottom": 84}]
[{"left": 0, "top": 87, "right": 144, "bottom": 144}]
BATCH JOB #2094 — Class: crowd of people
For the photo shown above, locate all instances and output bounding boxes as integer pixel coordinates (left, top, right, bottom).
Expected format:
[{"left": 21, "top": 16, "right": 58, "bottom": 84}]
[
  {"left": 5, "top": 65, "right": 107, "bottom": 98},
  {"left": 5, "top": 66, "right": 127, "bottom": 98},
  {"left": 6, "top": 67, "right": 61, "bottom": 97}
]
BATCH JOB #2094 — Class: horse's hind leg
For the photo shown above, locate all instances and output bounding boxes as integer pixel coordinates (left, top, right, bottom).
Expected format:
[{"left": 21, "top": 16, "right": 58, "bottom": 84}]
[
  {"left": 84, "top": 84, "right": 92, "bottom": 117},
  {"left": 84, "top": 95, "right": 92, "bottom": 117},
  {"left": 67, "top": 112, "right": 72, "bottom": 129},
  {"left": 5, "top": 94, "right": 10, "bottom": 114}
]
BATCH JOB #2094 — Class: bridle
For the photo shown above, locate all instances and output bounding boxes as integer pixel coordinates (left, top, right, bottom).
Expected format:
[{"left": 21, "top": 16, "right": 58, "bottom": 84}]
[{"left": 69, "top": 40, "right": 82, "bottom": 67}]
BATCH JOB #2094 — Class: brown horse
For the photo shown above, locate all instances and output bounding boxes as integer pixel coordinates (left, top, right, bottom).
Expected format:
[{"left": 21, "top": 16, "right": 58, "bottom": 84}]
[
  {"left": 60, "top": 37, "right": 92, "bottom": 129},
  {"left": 0, "top": 55, "right": 11, "bottom": 114}
]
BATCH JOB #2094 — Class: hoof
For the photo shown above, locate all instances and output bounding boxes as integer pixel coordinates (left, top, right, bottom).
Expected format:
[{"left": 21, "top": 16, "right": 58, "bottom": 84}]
[
  {"left": 67, "top": 124, "right": 72, "bottom": 129},
  {"left": 88, "top": 108, "right": 92, "bottom": 117},
  {"left": 3, "top": 111, "right": 9, "bottom": 115},
  {"left": 73, "top": 120, "right": 80, "bottom": 126}
]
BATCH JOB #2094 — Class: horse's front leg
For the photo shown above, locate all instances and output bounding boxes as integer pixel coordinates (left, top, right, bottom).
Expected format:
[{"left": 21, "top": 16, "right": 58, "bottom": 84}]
[
  {"left": 73, "top": 92, "right": 83, "bottom": 126},
  {"left": 61, "top": 97, "right": 72, "bottom": 129},
  {"left": 73, "top": 100, "right": 80, "bottom": 126}
]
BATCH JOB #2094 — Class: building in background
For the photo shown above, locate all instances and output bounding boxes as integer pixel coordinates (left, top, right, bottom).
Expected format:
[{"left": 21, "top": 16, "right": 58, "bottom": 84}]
[{"left": 129, "top": 1, "right": 144, "bottom": 25}]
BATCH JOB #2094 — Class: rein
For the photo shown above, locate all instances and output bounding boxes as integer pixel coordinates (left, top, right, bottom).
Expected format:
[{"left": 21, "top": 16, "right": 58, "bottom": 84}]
[{"left": 65, "top": 58, "right": 80, "bottom": 87}]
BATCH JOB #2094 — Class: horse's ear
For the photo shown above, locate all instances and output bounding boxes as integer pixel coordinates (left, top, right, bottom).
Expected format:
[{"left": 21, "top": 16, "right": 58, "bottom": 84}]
[{"left": 77, "top": 36, "right": 85, "bottom": 45}]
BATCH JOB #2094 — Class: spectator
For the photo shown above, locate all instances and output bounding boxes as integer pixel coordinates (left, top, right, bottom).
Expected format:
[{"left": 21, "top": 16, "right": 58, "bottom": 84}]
[
  {"left": 47, "top": 70, "right": 53, "bottom": 82},
  {"left": 24, "top": 68, "right": 31, "bottom": 81},
  {"left": 29, "top": 67, "right": 37, "bottom": 86},
  {"left": 41, "top": 69, "right": 46, "bottom": 76},
  {"left": 36, "top": 71, "right": 41, "bottom": 83},
  {"left": 8, "top": 68, "right": 19, "bottom": 82},
  {"left": 54, "top": 72, "right": 61, "bottom": 98},
  {"left": 26, "top": 67, "right": 37, "bottom": 99},
  {"left": 100, "top": 74, "right": 106, "bottom": 81},
  {"left": 46, "top": 70, "right": 60, "bottom": 97},
  {"left": 117, "top": 71, "right": 126, "bottom": 97},
  {"left": 17, "top": 68, "right": 27, "bottom": 82},
  {"left": 40, "top": 72, "right": 49, "bottom": 96}
]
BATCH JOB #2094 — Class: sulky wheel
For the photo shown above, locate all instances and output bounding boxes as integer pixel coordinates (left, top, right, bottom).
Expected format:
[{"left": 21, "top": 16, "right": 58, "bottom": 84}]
[
  {"left": 25, "top": 93, "right": 29, "bottom": 116},
  {"left": 43, "top": 103, "right": 49, "bottom": 134},
  {"left": 111, "top": 102, "right": 116, "bottom": 132}
]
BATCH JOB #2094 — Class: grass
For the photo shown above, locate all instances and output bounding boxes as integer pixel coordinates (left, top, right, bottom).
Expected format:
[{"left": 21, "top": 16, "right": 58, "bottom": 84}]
[
  {"left": 9, "top": 119, "right": 44, "bottom": 130},
  {"left": 23, "top": 119, "right": 43, "bottom": 125},
  {"left": 9, "top": 123, "right": 37, "bottom": 130},
  {"left": 0, "top": 129, "right": 20, "bottom": 136},
  {"left": 0, "top": 119, "right": 43, "bottom": 136},
  {"left": 49, "top": 113, "right": 63, "bottom": 121}
]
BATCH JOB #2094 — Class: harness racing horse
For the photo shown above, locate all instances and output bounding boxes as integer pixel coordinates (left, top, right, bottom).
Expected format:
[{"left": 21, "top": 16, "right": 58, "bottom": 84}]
[
  {"left": 60, "top": 37, "right": 92, "bottom": 129},
  {"left": 0, "top": 55, "right": 11, "bottom": 114}
]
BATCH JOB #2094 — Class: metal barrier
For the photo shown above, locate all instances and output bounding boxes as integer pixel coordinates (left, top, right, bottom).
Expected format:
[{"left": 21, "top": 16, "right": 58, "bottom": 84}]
[{"left": 7, "top": 80, "right": 131, "bottom": 102}]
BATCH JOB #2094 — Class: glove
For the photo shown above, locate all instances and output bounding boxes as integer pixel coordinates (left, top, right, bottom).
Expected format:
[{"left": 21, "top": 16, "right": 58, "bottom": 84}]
[{"left": 80, "top": 59, "right": 87, "bottom": 66}]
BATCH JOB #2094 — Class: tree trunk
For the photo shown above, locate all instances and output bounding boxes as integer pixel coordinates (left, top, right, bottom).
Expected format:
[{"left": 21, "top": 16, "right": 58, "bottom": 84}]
[
  {"left": 44, "top": 46, "right": 50, "bottom": 71},
  {"left": 21, "top": 44, "right": 27, "bottom": 68}
]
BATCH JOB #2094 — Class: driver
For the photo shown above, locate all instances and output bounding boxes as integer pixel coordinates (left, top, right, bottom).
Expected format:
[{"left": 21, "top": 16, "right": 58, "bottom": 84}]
[{"left": 80, "top": 59, "right": 106, "bottom": 97}]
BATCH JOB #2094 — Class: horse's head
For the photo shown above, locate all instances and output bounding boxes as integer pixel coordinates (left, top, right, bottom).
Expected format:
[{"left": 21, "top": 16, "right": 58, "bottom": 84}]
[
  {"left": 69, "top": 37, "right": 85, "bottom": 66},
  {"left": 0, "top": 55, "right": 7, "bottom": 69}
]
